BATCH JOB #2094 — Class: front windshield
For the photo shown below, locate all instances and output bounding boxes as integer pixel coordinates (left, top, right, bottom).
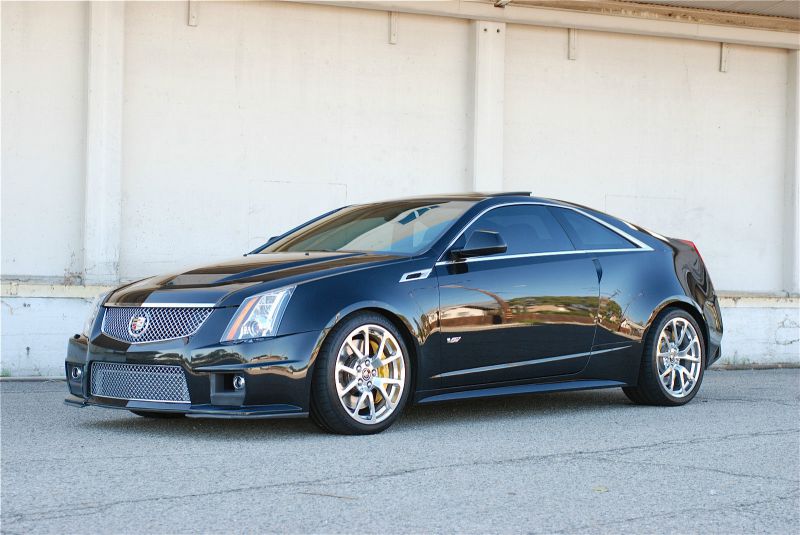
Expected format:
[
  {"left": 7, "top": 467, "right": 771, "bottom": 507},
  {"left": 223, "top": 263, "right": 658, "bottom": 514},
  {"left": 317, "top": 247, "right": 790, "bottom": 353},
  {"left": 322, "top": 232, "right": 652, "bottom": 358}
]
[{"left": 262, "top": 200, "right": 475, "bottom": 255}]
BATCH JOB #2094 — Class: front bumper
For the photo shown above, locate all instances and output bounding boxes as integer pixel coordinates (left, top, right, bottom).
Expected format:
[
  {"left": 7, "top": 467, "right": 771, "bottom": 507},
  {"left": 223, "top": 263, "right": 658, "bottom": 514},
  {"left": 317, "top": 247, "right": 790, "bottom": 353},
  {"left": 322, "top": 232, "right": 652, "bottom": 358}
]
[{"left": 65, "top": 322, "right": 323, "bottom": 419}]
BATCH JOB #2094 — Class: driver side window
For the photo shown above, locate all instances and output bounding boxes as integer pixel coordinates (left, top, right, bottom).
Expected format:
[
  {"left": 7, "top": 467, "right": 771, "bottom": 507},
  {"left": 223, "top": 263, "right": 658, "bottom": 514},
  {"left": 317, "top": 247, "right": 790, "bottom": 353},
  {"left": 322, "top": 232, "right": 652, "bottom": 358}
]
[{"left": 462, "top": 204, "right": 575, "bottom": 255}]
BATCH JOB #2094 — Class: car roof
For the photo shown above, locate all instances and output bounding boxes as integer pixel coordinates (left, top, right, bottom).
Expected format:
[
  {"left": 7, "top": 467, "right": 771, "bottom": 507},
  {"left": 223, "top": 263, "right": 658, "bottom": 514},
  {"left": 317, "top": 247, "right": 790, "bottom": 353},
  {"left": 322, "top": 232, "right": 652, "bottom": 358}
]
[
  {"left": 372, "top": 192, "right": 535, "bottom": 203},
  {"left": 372, "top": 192, "right": 591, "bottom": 209},
  {"left": 362, "top": 193, "right": 601, "bottom": 219}
]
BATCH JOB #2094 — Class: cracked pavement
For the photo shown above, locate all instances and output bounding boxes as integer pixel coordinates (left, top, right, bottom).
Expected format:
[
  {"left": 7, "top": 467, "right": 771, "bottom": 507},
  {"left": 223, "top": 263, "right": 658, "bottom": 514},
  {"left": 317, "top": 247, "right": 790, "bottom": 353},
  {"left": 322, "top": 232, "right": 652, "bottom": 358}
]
[{"left": 1, "top": 369, "right": 798, "bottom": 533}]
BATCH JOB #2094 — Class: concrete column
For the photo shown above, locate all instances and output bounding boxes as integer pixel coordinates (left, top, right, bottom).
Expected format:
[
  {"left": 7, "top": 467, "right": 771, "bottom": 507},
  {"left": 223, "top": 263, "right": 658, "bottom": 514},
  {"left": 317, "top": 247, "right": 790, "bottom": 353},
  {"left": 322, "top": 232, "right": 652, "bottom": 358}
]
[
  {"left": 784, "top": 50, "right": 799, "bottom": 295},
  {"left": 471, "top": 20, "right": 506, "bottom": 192},
  {"left": 83, "top": 2, "right": 124, "bottom": 285}
]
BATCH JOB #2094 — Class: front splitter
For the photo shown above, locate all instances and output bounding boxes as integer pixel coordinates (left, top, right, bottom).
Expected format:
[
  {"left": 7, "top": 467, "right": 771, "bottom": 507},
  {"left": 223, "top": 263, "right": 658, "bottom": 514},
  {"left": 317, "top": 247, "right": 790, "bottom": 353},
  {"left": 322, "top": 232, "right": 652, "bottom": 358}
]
[{"left": 65, "top": 394, "right": 307, "bottom": 419}]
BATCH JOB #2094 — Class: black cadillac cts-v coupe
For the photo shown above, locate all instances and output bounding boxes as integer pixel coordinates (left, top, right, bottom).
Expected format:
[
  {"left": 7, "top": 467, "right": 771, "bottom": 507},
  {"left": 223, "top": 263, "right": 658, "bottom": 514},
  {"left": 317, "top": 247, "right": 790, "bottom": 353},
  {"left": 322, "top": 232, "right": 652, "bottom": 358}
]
[{"left": 66, "top": 193, "right": 723, "bottom": 434}]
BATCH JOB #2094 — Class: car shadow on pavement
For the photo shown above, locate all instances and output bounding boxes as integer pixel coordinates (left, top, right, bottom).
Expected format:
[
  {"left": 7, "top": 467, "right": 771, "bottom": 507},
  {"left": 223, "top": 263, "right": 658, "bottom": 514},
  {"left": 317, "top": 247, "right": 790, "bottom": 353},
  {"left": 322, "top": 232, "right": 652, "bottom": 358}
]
[
  {"left": 80, "top": 388, "right": 633, "bottom": 438},
  {"left": 82, "top": 411, "right": 321, "bottom": 438}
]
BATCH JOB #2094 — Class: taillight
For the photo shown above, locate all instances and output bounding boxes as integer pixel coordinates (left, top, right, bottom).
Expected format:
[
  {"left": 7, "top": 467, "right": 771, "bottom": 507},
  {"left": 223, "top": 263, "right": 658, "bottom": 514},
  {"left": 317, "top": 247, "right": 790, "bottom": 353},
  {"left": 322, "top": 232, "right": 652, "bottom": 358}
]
[{"left": 678, "top": 239, "right": 704, "bottom": 263}]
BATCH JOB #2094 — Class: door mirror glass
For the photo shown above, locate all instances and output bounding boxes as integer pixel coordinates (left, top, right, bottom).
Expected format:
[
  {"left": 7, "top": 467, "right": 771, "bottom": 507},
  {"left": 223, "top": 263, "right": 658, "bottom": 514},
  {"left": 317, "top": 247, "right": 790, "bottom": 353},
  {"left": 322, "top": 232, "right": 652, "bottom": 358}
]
[{"left": 451, "top": 230, "right": 507, "bottom": 259}]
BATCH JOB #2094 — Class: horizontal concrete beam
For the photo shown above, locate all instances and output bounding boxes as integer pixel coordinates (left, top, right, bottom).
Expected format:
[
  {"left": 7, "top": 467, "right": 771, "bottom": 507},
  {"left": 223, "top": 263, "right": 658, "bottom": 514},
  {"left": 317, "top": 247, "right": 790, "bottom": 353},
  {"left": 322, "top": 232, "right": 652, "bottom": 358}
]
[
  {"left": 3, "top": 281, "right": 799, "bottom": 308},
  {"left": 291, "top": 0, "right": 800, "bottom": 49},
  {"left": 513, "top": 1, "right": 800, "bottom": 34},
  {"left": 718, "top": 293, "right": 800, "bottom": 309},
  {"left": 1, "top": 282, "right": 114, "bottom": 299}
]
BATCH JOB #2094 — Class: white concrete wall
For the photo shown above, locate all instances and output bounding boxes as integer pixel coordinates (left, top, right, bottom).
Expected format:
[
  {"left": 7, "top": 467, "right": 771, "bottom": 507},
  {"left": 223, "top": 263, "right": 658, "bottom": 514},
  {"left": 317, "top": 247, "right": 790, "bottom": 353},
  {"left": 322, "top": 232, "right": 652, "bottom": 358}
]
[
  {"left": 2, "top": 296, "right": 89, "bottom": 376},
  {"left": 504, "top": 25, "right": 788, "bottom": 294},
  {"left": 1, "top": 2, "right": 88, "bottom": 281},
  {"left": 1, "top": 1, "right": 798, "bottom": 376},
  {"left": 120, "top": 1, "right": 472, "bottom": 278},
  {"left": 721, "top": 297, "right": 800, "bottom": 366}
]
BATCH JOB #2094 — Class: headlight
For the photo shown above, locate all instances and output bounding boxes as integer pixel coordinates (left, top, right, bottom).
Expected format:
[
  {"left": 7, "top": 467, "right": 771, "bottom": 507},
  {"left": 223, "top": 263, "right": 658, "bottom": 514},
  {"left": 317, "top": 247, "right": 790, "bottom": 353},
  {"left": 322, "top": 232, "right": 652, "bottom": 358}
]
[
  {"left": 221, "top": 286, "right": 294, "bottom": 343},
  {"left": 82, "top": 291, "right": 111, "bottom": 337}
]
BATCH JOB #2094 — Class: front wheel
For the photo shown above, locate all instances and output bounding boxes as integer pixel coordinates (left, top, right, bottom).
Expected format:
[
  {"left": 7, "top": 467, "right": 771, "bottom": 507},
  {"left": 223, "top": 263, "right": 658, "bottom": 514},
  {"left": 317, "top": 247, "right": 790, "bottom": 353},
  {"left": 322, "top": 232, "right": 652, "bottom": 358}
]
[
  {"left": 623, "top": 308, "right": 706, "bottom": 406},
  {"left": 310, "top": 312, "right": 411, "bottom": 435}
]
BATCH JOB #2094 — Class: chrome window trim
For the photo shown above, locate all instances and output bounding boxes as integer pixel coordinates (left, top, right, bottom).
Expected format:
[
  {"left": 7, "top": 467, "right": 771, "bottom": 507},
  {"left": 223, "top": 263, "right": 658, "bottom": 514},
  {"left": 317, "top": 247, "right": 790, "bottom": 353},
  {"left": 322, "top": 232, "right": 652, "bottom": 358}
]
[
  {"left": 434, "top": 248, "right": 646, "bottom": 266},
  {"left": 435, "top": 201, "right": 653, "bottom": 265},
  {"left": 104, "top": 302, "right": 218, "bottom": 308}
]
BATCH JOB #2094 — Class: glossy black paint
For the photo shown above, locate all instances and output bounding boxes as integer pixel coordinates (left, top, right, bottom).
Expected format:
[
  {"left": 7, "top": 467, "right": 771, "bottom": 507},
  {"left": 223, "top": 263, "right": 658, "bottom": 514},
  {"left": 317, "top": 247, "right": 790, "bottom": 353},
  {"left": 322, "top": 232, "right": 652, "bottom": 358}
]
[
  {"left": 66, "top": 193, "right": 723, "bottom": 418},
  {"left": 437, "top": 253, "right": 600, "bottom": 387}
]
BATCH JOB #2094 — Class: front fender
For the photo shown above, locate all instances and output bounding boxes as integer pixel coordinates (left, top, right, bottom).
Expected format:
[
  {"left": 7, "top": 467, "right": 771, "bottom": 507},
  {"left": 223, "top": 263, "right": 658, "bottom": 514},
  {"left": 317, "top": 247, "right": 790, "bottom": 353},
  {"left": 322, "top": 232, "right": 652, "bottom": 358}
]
[
  {"left": 278, "top": 260, "right": 441, "bottom": 391},
  {"left": 323, "top": 299, "right": 422, "bottom": 344}
]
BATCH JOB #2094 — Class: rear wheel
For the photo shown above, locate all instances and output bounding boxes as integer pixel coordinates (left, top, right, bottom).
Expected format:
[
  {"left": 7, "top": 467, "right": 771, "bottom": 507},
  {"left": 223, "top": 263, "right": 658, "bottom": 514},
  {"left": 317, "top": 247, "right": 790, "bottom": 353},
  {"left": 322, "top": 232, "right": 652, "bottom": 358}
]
[
  {"left": 310, "top": 312, "right": 411, "bottom": 435},
  {"left": 623, "top": 308, "right": 705, "bottom": 406}
]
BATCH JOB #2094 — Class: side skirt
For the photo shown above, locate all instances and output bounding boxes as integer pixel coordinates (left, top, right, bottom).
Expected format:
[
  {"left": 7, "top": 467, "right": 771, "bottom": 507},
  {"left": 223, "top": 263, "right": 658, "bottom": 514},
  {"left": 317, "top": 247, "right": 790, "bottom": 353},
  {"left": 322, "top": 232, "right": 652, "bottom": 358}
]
[{"left": 415, "top": 379, "right": 626, "bottom": 404}]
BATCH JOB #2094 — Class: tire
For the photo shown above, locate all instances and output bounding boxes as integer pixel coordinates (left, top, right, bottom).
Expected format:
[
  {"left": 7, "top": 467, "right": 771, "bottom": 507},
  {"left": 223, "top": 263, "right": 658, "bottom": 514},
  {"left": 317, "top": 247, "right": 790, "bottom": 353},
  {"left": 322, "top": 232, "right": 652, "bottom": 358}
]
[
  {"left": 130, "top": 410, "right": 185, "bottom": 418},
  {"left": 310, "top": 312, "right": 412, "bottom": 435},
  {"left": 623, "top": 308, "right": 706, "bottom": 406}
]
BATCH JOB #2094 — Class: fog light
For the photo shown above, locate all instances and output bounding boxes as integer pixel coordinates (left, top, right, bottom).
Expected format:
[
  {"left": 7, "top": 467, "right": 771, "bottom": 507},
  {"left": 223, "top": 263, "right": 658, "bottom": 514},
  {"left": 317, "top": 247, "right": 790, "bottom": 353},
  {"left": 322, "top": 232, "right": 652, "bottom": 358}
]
[
  {"left": 70, "top": 366, "right": 83, "bottom": 380},
  {"left": 232, "top": 375, "right": 245, "bottom": 390}
]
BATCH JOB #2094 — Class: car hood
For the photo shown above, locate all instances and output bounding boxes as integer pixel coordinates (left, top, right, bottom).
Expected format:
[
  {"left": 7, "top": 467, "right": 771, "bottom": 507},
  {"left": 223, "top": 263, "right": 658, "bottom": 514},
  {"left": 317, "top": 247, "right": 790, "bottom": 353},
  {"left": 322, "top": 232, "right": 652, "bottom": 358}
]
[{"left": 105, "top": 251, "right": 405, "bottom": 307}]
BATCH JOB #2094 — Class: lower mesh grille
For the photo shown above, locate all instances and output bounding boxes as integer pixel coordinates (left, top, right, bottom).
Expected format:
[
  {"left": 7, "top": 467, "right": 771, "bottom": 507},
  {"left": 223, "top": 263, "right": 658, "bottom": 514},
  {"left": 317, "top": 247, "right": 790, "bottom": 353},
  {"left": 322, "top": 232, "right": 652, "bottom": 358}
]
[{"left": 90, "top": 362, "right": 190, "bottom": 403}]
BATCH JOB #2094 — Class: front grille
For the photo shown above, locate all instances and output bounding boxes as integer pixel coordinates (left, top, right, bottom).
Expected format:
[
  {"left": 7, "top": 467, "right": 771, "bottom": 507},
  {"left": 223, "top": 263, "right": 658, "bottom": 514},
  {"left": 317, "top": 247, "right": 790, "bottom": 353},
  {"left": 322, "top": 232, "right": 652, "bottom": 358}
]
[
  {"left": 101, "top": 306, "right": 213, "bottom": 344},
  {"left": 90, "top": 362, "right": 190, "bottom": 403}
]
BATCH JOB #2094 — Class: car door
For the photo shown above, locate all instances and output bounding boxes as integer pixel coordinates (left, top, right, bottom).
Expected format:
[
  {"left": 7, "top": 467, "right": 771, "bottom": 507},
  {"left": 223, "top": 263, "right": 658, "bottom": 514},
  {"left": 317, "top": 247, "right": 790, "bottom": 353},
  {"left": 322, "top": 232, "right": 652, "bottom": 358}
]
[{"left": 435, "top": 204, "right": 600, "bottom": 388}]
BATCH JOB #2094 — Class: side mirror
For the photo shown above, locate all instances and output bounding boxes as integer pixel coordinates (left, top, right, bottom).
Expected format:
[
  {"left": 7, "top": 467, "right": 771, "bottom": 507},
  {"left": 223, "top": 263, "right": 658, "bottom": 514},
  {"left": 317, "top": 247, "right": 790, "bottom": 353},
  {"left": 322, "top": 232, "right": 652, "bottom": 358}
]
[{"left": 451, "top": 230, "right": 507, "bottom": 259}]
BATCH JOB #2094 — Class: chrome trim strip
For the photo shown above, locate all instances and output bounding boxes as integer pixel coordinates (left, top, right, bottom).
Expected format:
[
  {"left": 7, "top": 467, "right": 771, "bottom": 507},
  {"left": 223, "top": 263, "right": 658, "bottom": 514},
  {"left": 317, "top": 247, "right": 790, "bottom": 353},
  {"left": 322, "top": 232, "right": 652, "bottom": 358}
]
[
  {"left": 399, "top": 268, "right": 433, "bottom": 283},
  {"left": 589, "top": 345, "right": 633, "bottom": 356},
  {"left": 436, "top": 201, "right": 653, "bottom": 263},
  {"left": 104, "top": 302, "right": 218, "bottom": 308},
  {"left": 417, "top": 379, "right": 626, "bottom": 404},
  {"left": 431, "top": 345, "right": 630, "bottom": 379},
  {"left": 434, "top": 248, "right": 644, "bottom": 266},
  {"left": 432, "top": 351, "right": 589, "bottom": 379},
  {"left": 90, "top": 393, "right": 189, "bottom": 404}
]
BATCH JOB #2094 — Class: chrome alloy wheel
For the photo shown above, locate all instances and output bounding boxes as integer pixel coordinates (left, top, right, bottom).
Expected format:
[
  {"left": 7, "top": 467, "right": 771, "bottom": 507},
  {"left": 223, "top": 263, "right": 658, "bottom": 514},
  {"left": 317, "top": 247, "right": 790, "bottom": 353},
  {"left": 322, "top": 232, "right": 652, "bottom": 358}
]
[
  {"left": 657, "top": 317, "right": 702, "bottom": 398},
  {"left": 335, "top": 324, "right": 406, "bottom": 424}
]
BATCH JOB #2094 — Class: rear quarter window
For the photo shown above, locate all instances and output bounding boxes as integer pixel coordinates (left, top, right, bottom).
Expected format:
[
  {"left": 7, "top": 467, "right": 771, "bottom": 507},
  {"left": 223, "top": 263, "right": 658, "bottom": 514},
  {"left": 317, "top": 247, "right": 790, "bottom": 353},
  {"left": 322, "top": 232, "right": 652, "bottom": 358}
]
[{"left": 550, "top": 207, "right": 637, "bottom": 250}]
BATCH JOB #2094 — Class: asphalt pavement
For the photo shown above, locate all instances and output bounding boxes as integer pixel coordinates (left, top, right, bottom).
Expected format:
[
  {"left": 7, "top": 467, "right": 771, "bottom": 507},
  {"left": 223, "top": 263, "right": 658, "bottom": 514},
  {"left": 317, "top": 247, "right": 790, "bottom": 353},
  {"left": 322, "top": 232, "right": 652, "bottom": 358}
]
[{"left": 1, "top": 369, "right": 798, "bottom": 534}]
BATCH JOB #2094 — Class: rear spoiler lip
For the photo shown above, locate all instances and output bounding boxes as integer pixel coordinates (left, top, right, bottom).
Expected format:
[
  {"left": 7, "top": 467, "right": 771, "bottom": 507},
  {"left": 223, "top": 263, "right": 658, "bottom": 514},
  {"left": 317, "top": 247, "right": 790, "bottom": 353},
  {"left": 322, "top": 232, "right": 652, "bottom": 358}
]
[{"left": 665, "top": 236, "right": 706, "bottom": 265}]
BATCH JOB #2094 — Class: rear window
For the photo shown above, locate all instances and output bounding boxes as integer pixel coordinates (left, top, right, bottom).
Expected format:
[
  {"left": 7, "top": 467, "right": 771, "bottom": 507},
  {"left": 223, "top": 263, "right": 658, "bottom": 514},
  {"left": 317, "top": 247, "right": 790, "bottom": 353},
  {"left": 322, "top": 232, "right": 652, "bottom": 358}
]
[{"left": 550, "top": 207, "right": 637, "bottom": 250}]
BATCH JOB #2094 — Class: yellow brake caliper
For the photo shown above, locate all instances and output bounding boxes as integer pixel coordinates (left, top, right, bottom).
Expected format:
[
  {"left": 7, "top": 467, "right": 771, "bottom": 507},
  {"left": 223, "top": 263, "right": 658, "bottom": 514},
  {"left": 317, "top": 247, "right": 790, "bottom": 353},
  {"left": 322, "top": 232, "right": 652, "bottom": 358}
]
[{"left": 370, "top": 339, "right": 389, "bottom": 403}]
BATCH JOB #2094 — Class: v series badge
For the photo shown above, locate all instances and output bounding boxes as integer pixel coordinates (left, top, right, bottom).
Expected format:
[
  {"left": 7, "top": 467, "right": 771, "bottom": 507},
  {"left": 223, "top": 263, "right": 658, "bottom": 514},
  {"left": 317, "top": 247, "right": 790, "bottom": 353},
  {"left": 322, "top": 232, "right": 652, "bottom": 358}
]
[{"left": 446, "top": 337, "right": 462, "bottom": 344}]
